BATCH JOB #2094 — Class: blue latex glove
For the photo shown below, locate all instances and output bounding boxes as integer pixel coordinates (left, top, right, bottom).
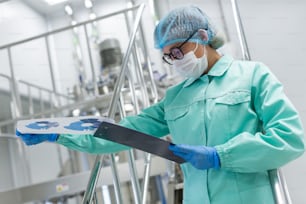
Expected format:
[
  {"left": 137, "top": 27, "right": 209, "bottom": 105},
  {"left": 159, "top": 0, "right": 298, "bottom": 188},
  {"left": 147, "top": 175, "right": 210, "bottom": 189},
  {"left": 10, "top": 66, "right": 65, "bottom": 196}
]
[
  {"left": 169, "top": 144, "right": 220, "bottom": 170},
  {"left": 16, "top": 130, "right": 58, "bottom": 146}
]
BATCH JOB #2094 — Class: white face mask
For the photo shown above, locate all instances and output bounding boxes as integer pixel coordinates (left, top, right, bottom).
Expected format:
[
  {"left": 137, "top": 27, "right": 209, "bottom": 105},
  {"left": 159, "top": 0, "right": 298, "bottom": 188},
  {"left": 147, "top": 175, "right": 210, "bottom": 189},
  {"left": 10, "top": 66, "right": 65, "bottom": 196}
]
[{"left": 173, "top": 45, "right": 208, "bottom": 79}]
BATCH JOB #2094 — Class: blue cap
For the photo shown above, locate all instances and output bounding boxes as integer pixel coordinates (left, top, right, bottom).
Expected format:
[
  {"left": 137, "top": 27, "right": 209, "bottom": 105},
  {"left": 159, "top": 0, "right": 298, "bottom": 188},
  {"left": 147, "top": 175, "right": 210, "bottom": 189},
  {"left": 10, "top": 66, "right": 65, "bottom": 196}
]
[{"left": 154, "top": 5, "right": 223, "bottom": 49}]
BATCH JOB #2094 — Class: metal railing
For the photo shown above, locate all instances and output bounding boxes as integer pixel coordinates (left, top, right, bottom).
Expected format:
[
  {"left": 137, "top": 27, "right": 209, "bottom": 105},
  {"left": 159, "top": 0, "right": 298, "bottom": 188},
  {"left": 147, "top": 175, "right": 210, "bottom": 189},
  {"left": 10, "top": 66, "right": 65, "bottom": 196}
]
[
  {"left": 230, "top": 0, "right": 291, "bottom": 203},
  {"left": 0, "top": 73, "right": 72, "bottom": 124},
  {"left": 0, "top": 3, "right": 161, "bottom": 204},
  {"left": 83, "top": 4, "right": 161, "bottom": 204}
]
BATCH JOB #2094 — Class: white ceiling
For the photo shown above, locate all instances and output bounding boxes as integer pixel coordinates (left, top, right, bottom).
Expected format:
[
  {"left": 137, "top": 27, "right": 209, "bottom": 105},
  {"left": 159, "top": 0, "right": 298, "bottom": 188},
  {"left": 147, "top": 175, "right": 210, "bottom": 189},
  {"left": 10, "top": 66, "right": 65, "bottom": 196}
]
[{"left": 22, "top": 0, "right": 86, "bottom": 15}]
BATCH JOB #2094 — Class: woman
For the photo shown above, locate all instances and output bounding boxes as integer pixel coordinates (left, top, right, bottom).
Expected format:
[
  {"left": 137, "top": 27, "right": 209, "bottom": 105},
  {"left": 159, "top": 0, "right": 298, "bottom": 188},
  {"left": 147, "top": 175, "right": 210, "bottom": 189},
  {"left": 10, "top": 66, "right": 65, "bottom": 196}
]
[{"left": 17, "top": 5, "right": 305, "bottom": 204}]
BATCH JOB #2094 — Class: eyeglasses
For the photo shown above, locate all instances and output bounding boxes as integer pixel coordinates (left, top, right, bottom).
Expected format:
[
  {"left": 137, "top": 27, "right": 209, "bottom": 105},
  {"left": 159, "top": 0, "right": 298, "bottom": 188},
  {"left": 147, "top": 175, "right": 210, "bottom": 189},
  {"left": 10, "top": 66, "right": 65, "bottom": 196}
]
[{"left": 162, "top": 30, "right": 198, "bottom": 65}]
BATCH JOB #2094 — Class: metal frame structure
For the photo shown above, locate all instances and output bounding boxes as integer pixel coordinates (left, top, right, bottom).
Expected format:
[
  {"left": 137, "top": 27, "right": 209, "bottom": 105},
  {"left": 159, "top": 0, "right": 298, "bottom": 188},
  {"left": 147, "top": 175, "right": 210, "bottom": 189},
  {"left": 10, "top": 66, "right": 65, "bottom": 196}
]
[
  {"left": 0, "top": 3, "right": 161, "bottom": 204},
  {"left": 81, "top": 4, "right": 161, "bottom": 204}
]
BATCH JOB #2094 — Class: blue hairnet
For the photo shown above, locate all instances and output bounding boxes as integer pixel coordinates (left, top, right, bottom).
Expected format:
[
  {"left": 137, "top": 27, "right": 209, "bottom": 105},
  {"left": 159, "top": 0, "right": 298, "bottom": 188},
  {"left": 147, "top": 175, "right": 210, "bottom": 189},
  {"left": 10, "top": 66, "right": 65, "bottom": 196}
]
[{"left": 154, "top": 5, "right": 224, "bottom": 50}]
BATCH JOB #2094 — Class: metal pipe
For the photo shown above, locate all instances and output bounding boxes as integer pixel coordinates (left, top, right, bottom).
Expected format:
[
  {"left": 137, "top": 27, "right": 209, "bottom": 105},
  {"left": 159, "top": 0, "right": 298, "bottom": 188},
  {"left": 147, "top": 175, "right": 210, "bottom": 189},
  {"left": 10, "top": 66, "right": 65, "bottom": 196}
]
[
  {"left": 124, "top": 10, "right": 154, "bottom": 203},
  {"left": 102, "top": 5, "right": 147, "bottom": 202},
  {"left": 138, "top": 22, "right": 158, "bottom": 104},
  {"left": 7, "top": 47, "right": 22, "bottom": 118},
  {"left": 131, "top": 45, "right": 153, "bottom": 203},
  {"left": 230, "top": 0, "right": 251, "bottom": 60},
  {"left": 56, "top": 145, "right": 64, "bottom": 171},
  {"left": 28, "top": 85, "right": 34, "bottom": 115},
  {"left": 141, "top": 153, "right": 152, "bottom": 204},
  {"left": 108, "top": 4, "right": 145, "bottom": 119},
  {"left": 132, "top": 14, "right": 160, "bottom": 203},
  {"left": 21, "top": 138, "right": 32, "bottom": 184},
  {"left": 126, "top": 69, "right": 141, "bottom": 114},
  {"left": 270, "top": 169, "right": 292, "bottom": 204},
  {"left": 230, "top": 1, "right": 291, "bottom": 203},
  {"left": 123, "top": 12, "right": 142, "bottom": 111},
  {"left": 18, "top": 79, "right": 70, "bottom": 99},
  {"left": 0, "top": 78, "right": 135, "bottom": 128},
  {"left": 45, "top": 37, "right": 58, "bottom": 97},
  {"left": 279, "top": 170, "right": 292, "bottom": 204},
  {"left": 119, "top": 75, "right": 142, "bottom": 204},
  {"left": 109, "top": 154, "right": 123, "bottom": 204},
  {"left": 269, "top": 169, "right": 289, "bottom": 204},
  {"left": 0, "top": 73, "right": 12, "bottom": 79},
  {"left": 118, "top": 96, "right": 142, "bottom": 204},
  {"left": 82, "top": 4, "right": 146, "bottom": 204},
  {"left": 8, "top": 138, "right": 18, "bottom": 187},
  {"left": 49, "top": 92, "right": 53, "bottom": 111},
  {"left": 127, "top": 150, "right": 142, "bottom": 204},
  {"left": 133, "top": 45, "right": 150, "bottom": 107},
  {"left": 82, "top": 155, "right": 105, "bottom": 204},
  {"left": 123, "top": 12, "right": 149, "bottom": 107},
  {"left": 124, "top": 8, "right": 159, "bottom": 202},
  {"left": 0, "top": 5, "right": 143, "bottom": 50},
  {"left": 39, "top": 90, "right": 44, "bottom": 114},
  {"left": 83, "top": 25, "right": 98, "bottom": 95},
  {"left": 0, "top": 93, "right": 112, "bottom": 127}
]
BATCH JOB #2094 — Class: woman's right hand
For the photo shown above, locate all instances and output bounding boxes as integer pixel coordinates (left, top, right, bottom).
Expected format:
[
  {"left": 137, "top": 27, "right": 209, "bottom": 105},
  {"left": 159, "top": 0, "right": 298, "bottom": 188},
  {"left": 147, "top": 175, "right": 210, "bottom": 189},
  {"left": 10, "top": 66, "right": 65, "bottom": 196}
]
[{"left": 16, "top": 130, "right": 59, "bottom": 145}]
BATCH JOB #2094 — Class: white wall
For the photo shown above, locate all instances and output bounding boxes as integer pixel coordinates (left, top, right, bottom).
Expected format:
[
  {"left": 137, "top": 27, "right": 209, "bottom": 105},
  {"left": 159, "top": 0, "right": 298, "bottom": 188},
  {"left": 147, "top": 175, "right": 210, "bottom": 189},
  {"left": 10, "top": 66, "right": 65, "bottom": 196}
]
[{"left": 0, "top": 0, "right": 54, "bottom": 90}]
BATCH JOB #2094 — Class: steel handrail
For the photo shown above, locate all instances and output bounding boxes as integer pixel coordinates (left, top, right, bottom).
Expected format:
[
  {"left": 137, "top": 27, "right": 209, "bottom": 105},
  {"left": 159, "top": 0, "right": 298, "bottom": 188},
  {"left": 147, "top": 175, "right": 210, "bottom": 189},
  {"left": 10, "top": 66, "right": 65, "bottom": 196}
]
[
  {"left": 123, "top": 70, "right": 142, "bottom": 204},
  {"left": 81, "top": 4, "right": 146, "bottom": 204},
  {"left": 118, "top": 94, "right": 141, "bottom": 204},
  {"left": 124, "top": 5, "right": 160, "bottom": 203},
  {"left": 0, "top": 73, "right": 72, "bottom": 122},
  {"left": 230, "top": 0, "right": 291, "bottom": 203},
  {"left": 18, "top": 79, "right": 71, "bottom": 99},
  {"left": 0, "top": 3, "right": 158, "bottom": 203},
  {"left": 0, "top": 6, "right": 145, "bottom": 50},
  {"left": 135, "top": 22, "right": 159, "bottom": 204},
  {"left": 0, "top": 94, "right": 111, "bottom": 127},
  {"left": 0, "top": 87, "right": 142, "bottom": 128},
  {"left": 230, "top": 0, "right": 251, "bottom": 60},
  {"left": 0, "top": 3, "right": 153, "bottom": 203}
]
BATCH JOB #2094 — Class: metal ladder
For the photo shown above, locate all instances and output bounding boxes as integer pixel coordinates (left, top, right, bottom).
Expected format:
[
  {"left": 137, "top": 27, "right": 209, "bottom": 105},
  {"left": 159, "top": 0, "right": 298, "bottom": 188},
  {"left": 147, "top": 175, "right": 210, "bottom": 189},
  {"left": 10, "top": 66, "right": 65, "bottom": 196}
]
[{"left": 230, "top": 0, "right": 292, "bottom": 203}]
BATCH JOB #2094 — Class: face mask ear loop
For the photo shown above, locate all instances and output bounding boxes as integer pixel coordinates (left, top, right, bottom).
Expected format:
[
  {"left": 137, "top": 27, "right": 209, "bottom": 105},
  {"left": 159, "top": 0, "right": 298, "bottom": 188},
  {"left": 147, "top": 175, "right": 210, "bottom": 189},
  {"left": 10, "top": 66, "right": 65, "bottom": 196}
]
[
  {"left": 193, "top": 40, "right": 199, "bottom": 53},
  {"left": 196, "top": 43, "right": 207, "bottom": 59},
  {"left": 202, "top": 45, "right": 207, "bottom": 57}
]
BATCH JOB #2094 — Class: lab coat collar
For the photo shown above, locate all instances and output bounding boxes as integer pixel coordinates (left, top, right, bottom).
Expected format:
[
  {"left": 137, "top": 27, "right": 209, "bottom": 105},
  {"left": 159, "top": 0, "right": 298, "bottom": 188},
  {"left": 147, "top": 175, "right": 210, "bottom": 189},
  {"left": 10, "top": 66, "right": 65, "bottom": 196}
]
[{"left": 183, "top": 55, "right": 234, "bottom": 87}]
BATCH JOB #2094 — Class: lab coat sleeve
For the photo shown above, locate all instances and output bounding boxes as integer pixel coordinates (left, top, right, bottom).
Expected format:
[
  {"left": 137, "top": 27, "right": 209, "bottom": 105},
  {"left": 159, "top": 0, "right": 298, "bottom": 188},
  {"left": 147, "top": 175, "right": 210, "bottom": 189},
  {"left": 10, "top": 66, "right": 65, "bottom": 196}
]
[
  {"left": 215, "top": 62, "right": 305, "bottom": 172},
  {"left": 119, "top": 98, "right": 169, "bottom": 137},
  {"left": 56, "top": 99, "right": 169, "bottom": 154},
  {"left": 56, "top": 133, "right": 130, "bottom": 154}
]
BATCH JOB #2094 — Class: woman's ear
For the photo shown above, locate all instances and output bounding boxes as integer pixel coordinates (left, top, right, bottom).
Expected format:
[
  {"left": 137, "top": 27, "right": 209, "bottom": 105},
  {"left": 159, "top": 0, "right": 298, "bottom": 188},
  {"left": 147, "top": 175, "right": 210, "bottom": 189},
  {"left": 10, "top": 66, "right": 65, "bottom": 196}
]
[{"left": 198, "top": 29, "right": 209, "bottom": 42}]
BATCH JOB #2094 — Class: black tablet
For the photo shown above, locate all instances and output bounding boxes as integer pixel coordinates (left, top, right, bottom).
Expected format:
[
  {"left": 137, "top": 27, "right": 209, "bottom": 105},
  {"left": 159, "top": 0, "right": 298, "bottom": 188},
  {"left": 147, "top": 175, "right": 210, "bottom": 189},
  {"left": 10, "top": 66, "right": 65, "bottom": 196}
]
[{"left": 94, "top": 121, "right": 185, "bottom": 164}]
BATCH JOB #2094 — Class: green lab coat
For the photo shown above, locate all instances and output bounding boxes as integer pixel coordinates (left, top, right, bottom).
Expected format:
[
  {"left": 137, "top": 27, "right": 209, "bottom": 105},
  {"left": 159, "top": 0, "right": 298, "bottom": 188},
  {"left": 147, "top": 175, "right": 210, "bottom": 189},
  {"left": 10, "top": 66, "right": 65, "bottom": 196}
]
[{"left": 58, "top": 55, "right": 305, "bottom": 204}]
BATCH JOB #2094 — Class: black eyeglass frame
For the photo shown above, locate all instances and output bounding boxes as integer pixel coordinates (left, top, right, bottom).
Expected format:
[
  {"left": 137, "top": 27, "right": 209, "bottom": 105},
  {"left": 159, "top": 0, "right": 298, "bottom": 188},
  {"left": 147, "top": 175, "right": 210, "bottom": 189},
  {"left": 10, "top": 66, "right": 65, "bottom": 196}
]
[{"left": 162, "top": 30, "right": 198, "bottom": 65}]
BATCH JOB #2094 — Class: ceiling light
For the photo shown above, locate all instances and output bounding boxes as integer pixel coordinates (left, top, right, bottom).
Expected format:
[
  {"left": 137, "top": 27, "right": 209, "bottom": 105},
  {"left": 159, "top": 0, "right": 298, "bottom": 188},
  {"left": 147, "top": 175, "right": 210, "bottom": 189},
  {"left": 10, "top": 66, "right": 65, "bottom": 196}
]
[
  {"left": 89, "top": 13, "right": 96, "bottom": 20},
  {"left": 44, "top": 0, "right": 68, "bottom": 6},
  {"left": 71, "top": 20, "right": 77, "bottom": 26},
  {"left": 64, "top": 5, "right": 73, "bottom": 15},
  {"left": 84, "top": 0, "right": 93, "bottom": 8}
]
